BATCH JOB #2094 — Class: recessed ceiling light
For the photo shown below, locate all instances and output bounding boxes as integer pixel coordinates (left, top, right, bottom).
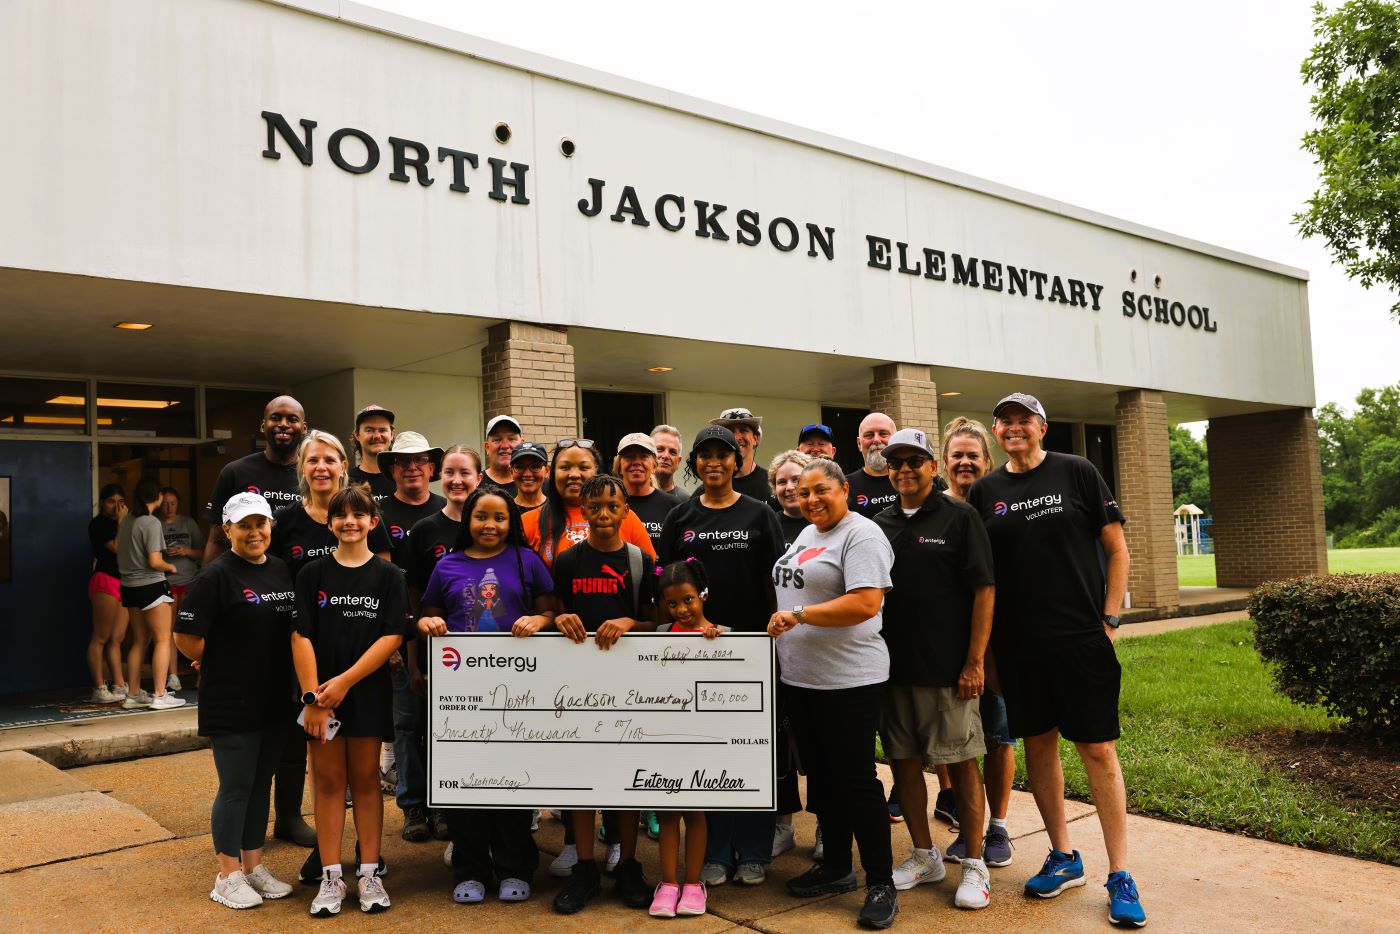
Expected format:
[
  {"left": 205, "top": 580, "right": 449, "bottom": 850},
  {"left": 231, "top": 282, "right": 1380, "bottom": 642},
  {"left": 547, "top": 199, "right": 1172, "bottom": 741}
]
[
  {"left": 940, "top": 391, "right": 962, "bottom": 397},
  {"left": 115, "top": 322, "right": 153, "bottom": 330},
  {"left": 647, "top": 366, "right": 674, "bottom": 373},
  {"left": 48, "top": 395, "right": 179, "bottom": 409}
]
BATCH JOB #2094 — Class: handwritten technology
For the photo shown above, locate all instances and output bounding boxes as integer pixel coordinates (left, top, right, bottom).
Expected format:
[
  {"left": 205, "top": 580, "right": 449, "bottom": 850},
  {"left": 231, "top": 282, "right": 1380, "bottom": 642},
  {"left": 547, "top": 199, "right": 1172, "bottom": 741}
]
[{"left": 428, "top": 633, "right": 776, "bottom": 810}]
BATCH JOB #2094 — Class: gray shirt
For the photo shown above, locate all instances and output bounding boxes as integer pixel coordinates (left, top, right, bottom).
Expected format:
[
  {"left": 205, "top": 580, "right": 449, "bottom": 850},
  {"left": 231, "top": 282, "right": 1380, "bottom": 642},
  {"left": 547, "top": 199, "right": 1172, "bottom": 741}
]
[
  {"left": 117, "top": 514, "right": 167, "bottom": 587},
  {"left": 773, "top": 511, "right": 893, "bottom": 690},
  {"left": 161, "top": 515, "right": 204, "bottom": 586}
]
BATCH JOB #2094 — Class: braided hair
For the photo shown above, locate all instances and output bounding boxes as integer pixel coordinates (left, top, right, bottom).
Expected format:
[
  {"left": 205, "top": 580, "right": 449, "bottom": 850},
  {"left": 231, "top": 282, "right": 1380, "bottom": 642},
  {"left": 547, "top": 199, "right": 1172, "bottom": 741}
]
[{"left": 656, "top": 557, "right": 711, "bottom": 600}]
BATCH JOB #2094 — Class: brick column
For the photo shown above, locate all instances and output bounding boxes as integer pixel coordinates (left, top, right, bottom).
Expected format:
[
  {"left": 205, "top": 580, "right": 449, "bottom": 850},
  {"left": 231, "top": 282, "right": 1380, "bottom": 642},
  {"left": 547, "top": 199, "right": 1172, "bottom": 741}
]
[
  {"left": 868, "top": 363, "right": 939, "bottom": 433},
  {"left": 1114, "top": 389, "right": 1179, "bottom": 611},
  {"left": 480, "top": 322, "right": 578, "bottom": 443},
  {"left": 1207, "top": 408, "right": 1327, "bottom": 586}
]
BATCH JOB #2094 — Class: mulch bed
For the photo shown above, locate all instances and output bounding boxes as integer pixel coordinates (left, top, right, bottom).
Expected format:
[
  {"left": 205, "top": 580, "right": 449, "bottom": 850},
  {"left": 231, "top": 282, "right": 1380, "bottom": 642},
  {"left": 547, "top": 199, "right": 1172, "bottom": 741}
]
[{"left": 1240, "top": 728, "right": 1400, "bottom": 815}]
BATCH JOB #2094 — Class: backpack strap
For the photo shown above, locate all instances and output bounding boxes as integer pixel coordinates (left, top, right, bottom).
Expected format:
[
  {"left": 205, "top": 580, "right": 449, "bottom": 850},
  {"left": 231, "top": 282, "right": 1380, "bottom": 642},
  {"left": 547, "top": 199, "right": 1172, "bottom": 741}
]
[{"left": 625, "top": 543, "right": 644, "bottom": 620}]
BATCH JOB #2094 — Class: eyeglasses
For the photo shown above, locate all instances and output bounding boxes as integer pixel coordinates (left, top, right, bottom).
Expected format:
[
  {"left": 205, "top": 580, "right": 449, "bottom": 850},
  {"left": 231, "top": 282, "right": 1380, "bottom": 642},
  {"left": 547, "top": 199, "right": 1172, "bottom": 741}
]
[
  {"left": 394, "top": 455, "right": 434, "bottom": 467},
  {"left": 886, "top": 455, "right": 931, "bottom": 470},
  {"left": 556, "top": 439, "right": 597, "bottom": 451}
]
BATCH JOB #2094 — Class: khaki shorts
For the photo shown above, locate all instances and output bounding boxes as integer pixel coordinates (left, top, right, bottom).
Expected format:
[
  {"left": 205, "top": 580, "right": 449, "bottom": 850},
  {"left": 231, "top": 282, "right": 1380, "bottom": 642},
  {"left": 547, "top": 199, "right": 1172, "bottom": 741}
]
[{"left": 881, "top": 685, "right": 985, "bottom": 765}]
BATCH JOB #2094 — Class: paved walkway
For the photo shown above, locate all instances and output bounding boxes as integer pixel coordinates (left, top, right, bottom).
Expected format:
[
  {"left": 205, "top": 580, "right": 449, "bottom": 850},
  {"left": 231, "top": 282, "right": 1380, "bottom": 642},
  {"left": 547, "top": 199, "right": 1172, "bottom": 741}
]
[{"left": 6, "top": 611, "right": 1397, "bottom": 931}]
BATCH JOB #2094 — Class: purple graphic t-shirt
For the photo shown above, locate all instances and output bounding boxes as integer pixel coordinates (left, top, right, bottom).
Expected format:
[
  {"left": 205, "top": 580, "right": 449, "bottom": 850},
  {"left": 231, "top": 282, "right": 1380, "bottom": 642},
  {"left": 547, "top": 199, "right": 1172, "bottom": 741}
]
[{"left": 420, "top": 546, "right": 553, "bottom": 633}]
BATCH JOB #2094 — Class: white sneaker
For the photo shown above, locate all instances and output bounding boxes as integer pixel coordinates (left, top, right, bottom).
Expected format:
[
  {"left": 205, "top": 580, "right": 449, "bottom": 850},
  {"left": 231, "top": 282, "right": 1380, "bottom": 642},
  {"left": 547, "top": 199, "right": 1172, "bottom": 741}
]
[
  {"left": 150, "top": 693, "right": 187, "bottom": 710},
  {"left": 245, "top": 864, "right": 292, "bottom": 899},
  {"left": 90, "top": 686, "right": 122, "bottom": 704},
  {"left": 167, "top": 674, "right": 183, "bottom": 692},
  {"left": 954, "top": 858, "right": 991, "bottom": 909},
  {"left": 605, "top": 843, "right": 622, "bottom": 873},
  {"left": 121, "top": 691, "right": 153, "bottom": 709},
  {"left": 813, "top": 824, "right": 824, "bottom": 861},
  {"left": 112, "top": 684, "right": 130, "bottom": 697},
  {"left": 772, "top": 821, "right": 796, "bottom": 857},
  {"left": 210, "top": 871, "right": 263, "bottom": 909},
  {"left": 531, "top": 808, "right": 541, "bottom": 831},
  {"left": 549, "top": 843, "right": 578, "bottom": 877},
  {"left": 358, "top": 872, "right": 391, "bottom": 913},
  {"left": 310, "top": 873, "right": 347, "bottom": 917},
  {"left": 892, "top": 846, "right": 947, "bottom": 890},
  {"left": 443, "top": 842, "right": 454, "bottom": 867}
]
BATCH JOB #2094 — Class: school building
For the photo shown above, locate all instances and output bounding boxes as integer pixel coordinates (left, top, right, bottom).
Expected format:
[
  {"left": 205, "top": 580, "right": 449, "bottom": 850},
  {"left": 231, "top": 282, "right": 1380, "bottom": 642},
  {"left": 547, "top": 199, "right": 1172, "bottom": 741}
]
[{"left": 0, "top": 0, "right": 1325, "bottom": 694}]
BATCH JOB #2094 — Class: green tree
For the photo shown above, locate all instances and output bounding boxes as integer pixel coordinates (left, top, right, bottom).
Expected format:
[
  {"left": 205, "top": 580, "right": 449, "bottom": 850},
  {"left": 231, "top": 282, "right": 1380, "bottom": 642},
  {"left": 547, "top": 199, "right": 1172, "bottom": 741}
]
[
  {"left": 1168, "top": 425, "right": 1212, "bottom": 515},
  {"left": 1318, "top": 382, "right": 1400, "bottom": 544},
  {"left": 1295, "top": 1, "right": 1400, "bottom": 321}
]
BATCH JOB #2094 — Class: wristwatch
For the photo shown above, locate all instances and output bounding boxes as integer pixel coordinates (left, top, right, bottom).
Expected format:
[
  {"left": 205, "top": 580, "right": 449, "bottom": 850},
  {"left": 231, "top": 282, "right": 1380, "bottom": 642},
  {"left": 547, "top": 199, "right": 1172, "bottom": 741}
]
[
  {"left": 793, "top": 605, "right": 805, "bottom": 625},
  {"left": 301, "top": 690, "right": 317, "bottom": 705},
  {"left": 1102, "top": 614, "right": 1121, "bottom": 629}
]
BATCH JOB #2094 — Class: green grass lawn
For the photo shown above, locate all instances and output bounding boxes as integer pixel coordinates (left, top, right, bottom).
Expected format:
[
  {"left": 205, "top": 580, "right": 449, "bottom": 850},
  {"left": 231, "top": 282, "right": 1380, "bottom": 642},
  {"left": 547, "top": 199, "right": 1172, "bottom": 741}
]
[
  {"left": 1044, "top": 620, "right": 1399, "bottom": 865},
  {"left": 1178, "top": 547, "right": 1400, "bottom": 587}
]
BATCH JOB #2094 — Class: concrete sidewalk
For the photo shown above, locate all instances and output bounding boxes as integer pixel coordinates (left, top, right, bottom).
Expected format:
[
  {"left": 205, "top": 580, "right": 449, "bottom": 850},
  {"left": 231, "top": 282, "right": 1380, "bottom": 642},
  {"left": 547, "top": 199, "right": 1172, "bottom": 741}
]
[{"left": 1, "top": 747, "right": 1397, "bottom": 932}]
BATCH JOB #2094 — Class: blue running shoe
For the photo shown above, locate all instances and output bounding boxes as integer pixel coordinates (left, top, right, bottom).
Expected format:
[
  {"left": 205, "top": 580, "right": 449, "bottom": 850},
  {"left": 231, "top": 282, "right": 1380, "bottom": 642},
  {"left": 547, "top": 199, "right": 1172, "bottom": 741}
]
[
  {"left": 1106, "top": 871, "right": 1147, "bottom": 926},
  {"left": 1023, "top": 849, "right": 1086, "bottom": 898}
]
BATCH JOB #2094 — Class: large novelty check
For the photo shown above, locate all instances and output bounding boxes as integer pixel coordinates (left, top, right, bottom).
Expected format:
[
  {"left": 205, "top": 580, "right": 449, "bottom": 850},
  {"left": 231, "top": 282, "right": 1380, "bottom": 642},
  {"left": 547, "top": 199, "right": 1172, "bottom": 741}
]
[{"left": 427, "top": 632, "right": 775, "bottom": 810}]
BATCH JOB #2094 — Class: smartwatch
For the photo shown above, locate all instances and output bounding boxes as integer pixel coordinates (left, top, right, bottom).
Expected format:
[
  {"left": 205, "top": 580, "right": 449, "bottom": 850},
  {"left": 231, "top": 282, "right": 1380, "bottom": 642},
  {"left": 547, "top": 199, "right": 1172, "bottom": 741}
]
[
  {"left": 1102, "top": 614, "right": 1121, "bottom": 629},
  {"left": 301, "top": 690, "right": 318, "bottom": 706},
  {"left": 793, "top": 605, "right": 805, "bottom": 625}
]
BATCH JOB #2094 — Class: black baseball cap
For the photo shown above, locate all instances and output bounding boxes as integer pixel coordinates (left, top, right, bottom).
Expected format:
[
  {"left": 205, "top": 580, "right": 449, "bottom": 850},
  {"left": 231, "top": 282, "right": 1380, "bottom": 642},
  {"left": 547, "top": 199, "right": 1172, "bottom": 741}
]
[
  {"left": 354, "top": 403, "right": 395, "bottom": 427},
  {"left": 690, "top": 425, "right": 744, "bottom": 471},
  {"left": 510, "top": 442, "right": 548, "bottom": 465}
]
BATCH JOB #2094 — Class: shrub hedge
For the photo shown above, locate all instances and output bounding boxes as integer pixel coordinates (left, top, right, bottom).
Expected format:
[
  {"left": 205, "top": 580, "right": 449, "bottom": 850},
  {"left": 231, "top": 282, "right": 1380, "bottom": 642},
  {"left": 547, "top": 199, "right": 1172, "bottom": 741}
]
[{"left": 1250, "top": 573, "right": 1400, "bottom": 740}]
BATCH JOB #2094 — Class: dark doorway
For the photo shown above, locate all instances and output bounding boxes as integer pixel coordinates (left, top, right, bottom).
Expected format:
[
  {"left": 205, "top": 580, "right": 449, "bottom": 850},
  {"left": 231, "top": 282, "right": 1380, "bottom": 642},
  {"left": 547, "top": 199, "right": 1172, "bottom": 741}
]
[
  {"left": 581, "top": 391, "right": 661, "bottom": 469},
  {"left": 1043, "top": 421, "right": 1075, "bottom": 456},
  {"left": 99, "top": 443, "right": 203, "bottom": 533},
  {"left": 821, "top": 405, "right": 869, "bottom": 475},
  {"left": 1084, "top": 423, "right": 1117, "bottom": 495}
]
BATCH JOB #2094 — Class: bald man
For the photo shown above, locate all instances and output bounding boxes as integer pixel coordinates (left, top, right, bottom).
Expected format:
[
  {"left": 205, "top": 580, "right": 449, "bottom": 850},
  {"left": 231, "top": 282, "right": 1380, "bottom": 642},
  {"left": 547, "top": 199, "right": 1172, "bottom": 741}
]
[
  {"left": 202, "top": 395, "right": 307, "bottom": 563},
  {"left": 845, "top": 412, "right": 900, "bottom": 519}
]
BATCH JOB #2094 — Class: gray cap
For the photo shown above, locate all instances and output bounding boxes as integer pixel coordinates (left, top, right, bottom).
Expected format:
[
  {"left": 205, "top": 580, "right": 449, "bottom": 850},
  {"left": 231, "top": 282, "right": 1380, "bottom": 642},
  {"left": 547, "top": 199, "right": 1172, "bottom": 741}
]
[
  {"left": 882, "top": 427, "right": 936, "bottom": 460},
  {"left": 992, "top": 392, "right": 1047, "bottom": 421}
]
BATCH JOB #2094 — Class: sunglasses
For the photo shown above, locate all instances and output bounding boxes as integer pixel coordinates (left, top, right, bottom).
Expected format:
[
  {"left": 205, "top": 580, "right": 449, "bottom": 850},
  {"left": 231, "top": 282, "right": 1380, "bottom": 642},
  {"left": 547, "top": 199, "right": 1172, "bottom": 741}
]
[
  {"left": 556, "top": 438, "right": 597, "bottom": 451},
  {"left": 886, "top": 455, "right": 931, "bottom": 470},
  {"left": 720, "top": 409, "right": 754, "bottom": 420}
]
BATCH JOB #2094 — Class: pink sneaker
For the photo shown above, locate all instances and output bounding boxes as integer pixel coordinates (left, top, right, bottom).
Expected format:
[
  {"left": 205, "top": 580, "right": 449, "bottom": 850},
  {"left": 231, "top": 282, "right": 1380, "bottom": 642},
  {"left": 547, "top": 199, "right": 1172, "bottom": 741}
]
[
  {"left": 676, "top": 882, "right": 707, "bottom": 916},
  {"left": 649, "top": 882, "right": 680, "bottom": 918}
]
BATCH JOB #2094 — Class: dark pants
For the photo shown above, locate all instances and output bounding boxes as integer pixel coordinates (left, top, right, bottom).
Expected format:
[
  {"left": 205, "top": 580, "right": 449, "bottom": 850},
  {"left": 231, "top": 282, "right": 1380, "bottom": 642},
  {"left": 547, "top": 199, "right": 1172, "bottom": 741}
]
[
  {"left": 211, "top": 721, "right": 287, "bottom": 858},
  {"left": 445, "top": 808, "right": 538, "bottom": 884},
  {"left": 786, "top": 681, "right": 892, "bottom": 885},
  {"left": 776, "top": 684, "right": 803, "bottom": 815},
  {"left": 703, "top": 810, "right": 776, "bottom": 869}
]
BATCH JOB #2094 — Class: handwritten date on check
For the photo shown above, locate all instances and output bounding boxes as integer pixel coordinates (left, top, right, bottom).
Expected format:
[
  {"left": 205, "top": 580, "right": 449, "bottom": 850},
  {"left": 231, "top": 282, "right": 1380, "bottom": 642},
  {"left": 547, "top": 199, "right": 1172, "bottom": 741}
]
[{"left": 428, "top": 632, "right": 776, "bottom": 810}]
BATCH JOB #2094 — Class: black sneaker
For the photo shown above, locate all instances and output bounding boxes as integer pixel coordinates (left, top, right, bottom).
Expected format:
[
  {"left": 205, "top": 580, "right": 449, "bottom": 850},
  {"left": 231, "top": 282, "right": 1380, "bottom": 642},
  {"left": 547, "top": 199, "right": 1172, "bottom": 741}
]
[
  {"left": 354, "top": 840, "right": 388, "bottom": 877},
  {"left": 787, "top": 863, "right": 859, "bottom": 898},
  {"left": 298, "top": 848, "right": 322, "bottom": 884},
  {"left": 401, "top": 805, "right": 431, "bottom": 842},
  {"left": 887, "top": 786, "right": 905, "bottom": 823},
  {"left": 553, "top": 860, "right": 602, "bottom": 914},
  {"left": 858, "top": 883, "right": 899, "bottom": 930},
  {"left": 933, "top": 789, "right": 960, "bottom": 829},
  {"left": 613, "top": 857, "right": 650, "bottom": 908}
]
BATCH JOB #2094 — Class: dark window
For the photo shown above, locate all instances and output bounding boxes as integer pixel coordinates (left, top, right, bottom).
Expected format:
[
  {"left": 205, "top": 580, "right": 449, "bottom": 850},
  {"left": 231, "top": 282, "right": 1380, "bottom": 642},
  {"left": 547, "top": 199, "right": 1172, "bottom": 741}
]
[
  {"left": 0, "top": 376, "right": 90, "bottom": 434},
  {"left": 1043, "top": 421, "right": 1075, "bottom": 455},
  {"left": 95, "top": 382, "right": 197, "bottom": 438},
  {"left": 1084, "top": 423, "right": 1117, "bottom": 496},
  {"left": 580, "top": 391, "right": 660, "bottom": 469},
  {"left": 820, "top": 405, "right": 868, "bottom": 474}
]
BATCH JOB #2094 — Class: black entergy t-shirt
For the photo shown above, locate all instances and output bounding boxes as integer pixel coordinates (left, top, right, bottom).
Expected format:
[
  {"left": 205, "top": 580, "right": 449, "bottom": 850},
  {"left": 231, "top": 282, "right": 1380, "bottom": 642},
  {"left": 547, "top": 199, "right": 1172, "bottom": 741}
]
[
  {"left": 174, "top": 552, "right": 297, "bottom": 735},
  {"left": 551, "top": 541, "right": 657, "bottom": 630},
  {"left": 206, "top": 452, "right": 300, "bottom": 525},
  {"left": 627, "top": 489, "right": 684, "bottom": 551},
  {"left": 659, "top": 494, "right": 784, "bottom": 633},
  {"left": 777, "top": 510, "right": 809, "bottom": 551},
  {"left": 270, "top": 503, "right": 392, "bottom": 582},
  {"left": 404, "top": 510, "right": 461, "bottom": 594},
  {"left": 89, "top": 515, "right": 120, "bottom": 577},
  {"left": 873, "top": 495, "right": 995, "bottom": 686},
  {"left": 294, "top": 555, "right": 411, "bottom": 739},
  {"left": 846, "top": 468, "right": 899, "bottom": 519},
  {"left": 967, "top": 452, "right": 1125, "bottom": 643},
  {"left": 348, "top": 465, "right": 396, "bottom": 503},
  {"left": 690, "top": 470, "right": 772, "bottom": 503},
  {"left": 379, "top": 493, "right": 447, "bottom": 570},
  {"left": 482, "top": 473, "right": 518, "bottom": 500}
]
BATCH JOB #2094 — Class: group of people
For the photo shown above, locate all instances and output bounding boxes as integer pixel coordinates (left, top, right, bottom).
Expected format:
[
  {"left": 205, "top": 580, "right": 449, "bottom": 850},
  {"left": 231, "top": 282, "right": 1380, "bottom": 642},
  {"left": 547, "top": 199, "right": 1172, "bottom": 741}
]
[{"left": 83, "top": 391, "right": 1147, "bottom": 929}]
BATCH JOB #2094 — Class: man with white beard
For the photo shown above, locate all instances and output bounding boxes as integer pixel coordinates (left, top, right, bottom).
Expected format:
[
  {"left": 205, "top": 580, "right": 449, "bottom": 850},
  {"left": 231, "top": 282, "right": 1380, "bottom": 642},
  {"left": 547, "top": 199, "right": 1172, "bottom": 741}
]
[{"left": 845, "top": 413, "right": 900, "bottom": 519}]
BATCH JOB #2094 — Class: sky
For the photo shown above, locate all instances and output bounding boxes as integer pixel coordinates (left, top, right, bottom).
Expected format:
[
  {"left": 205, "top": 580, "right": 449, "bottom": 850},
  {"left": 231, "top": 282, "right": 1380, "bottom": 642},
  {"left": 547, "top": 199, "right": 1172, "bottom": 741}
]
[{"left": 371, "top": 0, "right": 1396, "bottom": 414}]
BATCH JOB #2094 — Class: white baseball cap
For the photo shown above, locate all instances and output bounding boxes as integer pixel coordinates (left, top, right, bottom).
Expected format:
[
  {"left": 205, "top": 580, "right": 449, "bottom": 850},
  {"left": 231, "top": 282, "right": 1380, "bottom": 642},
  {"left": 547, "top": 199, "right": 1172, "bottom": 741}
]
[
  {"left": 485, "top": 414, "right": 522, "bottom": 437},
  {"left": 222, "top": 492, "right": 273, "bottom": 525}
]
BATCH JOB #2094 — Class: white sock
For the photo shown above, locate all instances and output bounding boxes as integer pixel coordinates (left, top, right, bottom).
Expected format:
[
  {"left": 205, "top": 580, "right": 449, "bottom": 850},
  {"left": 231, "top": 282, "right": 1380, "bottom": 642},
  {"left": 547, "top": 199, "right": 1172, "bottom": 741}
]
[
  {"left": 989, "top": 818, "right": 1008, "bottom": 831},
  {"left": 359, "top": 863, "right": 376, "bottom": 877},
  {"left": 914, "top": 846, "right": 936, "bottom": 858},
  {"left": 323, "top": 864, "right": 342, "bottom": 879},
  {"left": 380, "top": 742, "right": 395, "bottom": 769}
]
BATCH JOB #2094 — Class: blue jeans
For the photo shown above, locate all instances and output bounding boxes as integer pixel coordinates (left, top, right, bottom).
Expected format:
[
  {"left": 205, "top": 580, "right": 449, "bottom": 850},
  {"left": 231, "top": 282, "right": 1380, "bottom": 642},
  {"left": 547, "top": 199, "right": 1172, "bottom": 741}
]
[
  {"left": 704, "top": 810, "right": 776, "bottom": 869},
  {"left": 392, "top": 666, "right": 425, "bottom": 811}
]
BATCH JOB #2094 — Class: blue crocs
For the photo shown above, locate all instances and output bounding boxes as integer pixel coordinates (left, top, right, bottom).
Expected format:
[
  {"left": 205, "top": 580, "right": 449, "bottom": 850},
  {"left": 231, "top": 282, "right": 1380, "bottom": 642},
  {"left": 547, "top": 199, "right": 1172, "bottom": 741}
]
[
  {"left": 1023, "top": 848, "right": 1086, "bottom": 898},
  {"left": 1106, "top": 870, "right": 1147, "bottom": 927}
]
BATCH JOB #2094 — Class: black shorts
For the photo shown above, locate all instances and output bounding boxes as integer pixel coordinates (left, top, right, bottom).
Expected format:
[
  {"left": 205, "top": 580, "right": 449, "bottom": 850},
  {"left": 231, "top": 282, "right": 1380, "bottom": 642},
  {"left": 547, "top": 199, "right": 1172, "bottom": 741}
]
[
  {"left": 998, "top": 630, "right": 1120, "bottom": 743},
  {"left": 120, "top": 579, "right": 173, "bottom": 611}
]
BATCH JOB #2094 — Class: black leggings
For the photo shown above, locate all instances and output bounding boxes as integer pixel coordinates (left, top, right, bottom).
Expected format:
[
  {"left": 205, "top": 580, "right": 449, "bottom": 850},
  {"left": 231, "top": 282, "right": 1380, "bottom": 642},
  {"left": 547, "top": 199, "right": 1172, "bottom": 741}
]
[
  {"left": 786, "top": 681, "right": 891, "bottom": 885},
  {"left": 211, "top": 722, "right": 287, "bottom": 858},
  {"left": 445, "top": 808, "right": 538, "bottom": 884}
]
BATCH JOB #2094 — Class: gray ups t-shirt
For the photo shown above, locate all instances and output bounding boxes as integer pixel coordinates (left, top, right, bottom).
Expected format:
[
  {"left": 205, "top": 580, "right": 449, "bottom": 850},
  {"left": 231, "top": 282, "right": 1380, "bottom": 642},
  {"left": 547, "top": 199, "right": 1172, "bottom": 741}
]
[
  {"left": 773, "top": 511, "right": 893, "bottom": 690},
  {"left": 117, "top": 514, "right": 167, "bottom": 587}
]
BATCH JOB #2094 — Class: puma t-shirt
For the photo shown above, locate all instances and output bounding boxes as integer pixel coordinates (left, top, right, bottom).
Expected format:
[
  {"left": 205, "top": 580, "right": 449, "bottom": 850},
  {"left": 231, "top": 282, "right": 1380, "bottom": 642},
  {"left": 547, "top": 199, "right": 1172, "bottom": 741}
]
[{"left": 550, "top": 541, "right": 657, "bottom": 631}]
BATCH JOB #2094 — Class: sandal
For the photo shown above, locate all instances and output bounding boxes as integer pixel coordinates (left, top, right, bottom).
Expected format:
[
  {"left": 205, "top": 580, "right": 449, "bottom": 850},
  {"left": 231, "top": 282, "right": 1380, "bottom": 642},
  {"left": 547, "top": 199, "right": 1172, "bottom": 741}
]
[
  {"left": 452, "top": 879, "right": 486, "bottom": 904},
  {"left": 498, "top": 877, "right": 531, "bottom": 902}
]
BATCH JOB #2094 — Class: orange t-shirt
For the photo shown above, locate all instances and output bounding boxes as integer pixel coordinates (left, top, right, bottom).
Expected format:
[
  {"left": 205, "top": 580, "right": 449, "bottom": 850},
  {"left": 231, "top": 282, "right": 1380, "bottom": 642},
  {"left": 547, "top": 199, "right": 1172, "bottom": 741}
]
[{"left": 521, "top": 502, "right": 657, "bottom": 567}]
